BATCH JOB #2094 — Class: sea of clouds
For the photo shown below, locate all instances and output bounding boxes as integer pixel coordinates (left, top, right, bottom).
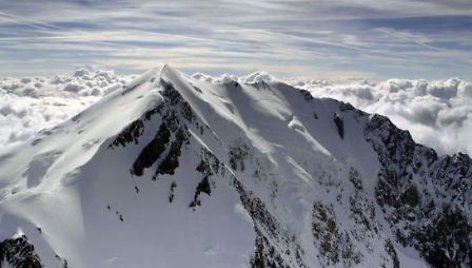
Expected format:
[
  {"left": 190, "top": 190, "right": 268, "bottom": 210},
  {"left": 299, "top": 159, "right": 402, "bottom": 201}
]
[
  {"left": 0, "top": 68, "right": 133, "bottom": 150},
  {"left": 292, "top": 77, "right": 472, "bottom": 156},
  {"left": 1, "top": 69, "right": 471, "bottom": 157}
]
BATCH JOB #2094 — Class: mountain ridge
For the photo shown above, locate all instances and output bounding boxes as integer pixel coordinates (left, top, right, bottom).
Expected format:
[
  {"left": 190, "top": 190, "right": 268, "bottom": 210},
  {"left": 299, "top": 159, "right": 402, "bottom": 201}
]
[{"left": 0, "top": 65, "right": 470, "bottom": 268}]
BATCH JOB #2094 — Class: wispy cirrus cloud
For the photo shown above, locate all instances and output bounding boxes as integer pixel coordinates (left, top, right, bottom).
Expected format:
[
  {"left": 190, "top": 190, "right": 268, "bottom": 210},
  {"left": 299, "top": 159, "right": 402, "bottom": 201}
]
[{"left": 0, "top": 0, "right": 471, "bottom": 80}]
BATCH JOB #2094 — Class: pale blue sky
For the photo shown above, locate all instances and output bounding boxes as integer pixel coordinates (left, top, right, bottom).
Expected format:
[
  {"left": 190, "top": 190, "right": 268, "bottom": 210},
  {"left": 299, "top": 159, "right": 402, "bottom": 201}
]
[{"left": 0, "top": 0, "right": 471, "bottom": 80}]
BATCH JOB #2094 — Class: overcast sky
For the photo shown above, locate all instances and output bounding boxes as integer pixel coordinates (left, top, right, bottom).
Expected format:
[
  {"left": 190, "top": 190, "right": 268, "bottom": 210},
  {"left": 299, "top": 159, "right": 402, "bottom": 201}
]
[{"left": 0, "top": 0, "right": 471, "bottom": 80}]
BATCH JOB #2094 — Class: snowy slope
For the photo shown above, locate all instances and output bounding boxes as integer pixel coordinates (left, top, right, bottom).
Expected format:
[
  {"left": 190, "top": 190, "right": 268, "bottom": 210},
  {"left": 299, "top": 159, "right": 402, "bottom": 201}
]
[
  {"left": 292, "top": 77, "right": 472, "bottom": 156},
  {"left": 0, "top": 68, "right": 132, "bottom": 150},
  {"left": 0, "top": 65, "right": 470, "bottom": 268}
]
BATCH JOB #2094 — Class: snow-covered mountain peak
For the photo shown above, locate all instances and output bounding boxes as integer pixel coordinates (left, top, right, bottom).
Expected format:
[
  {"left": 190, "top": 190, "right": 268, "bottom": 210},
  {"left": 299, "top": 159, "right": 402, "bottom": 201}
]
[{"left": 0, "top": 65, "right": 470, "bottom": 268}]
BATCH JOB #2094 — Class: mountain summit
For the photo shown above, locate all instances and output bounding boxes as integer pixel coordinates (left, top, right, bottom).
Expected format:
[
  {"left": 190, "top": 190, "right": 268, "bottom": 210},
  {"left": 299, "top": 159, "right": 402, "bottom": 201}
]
[{"left": 0, "top": 65, "right": 470, "bottom": 268}]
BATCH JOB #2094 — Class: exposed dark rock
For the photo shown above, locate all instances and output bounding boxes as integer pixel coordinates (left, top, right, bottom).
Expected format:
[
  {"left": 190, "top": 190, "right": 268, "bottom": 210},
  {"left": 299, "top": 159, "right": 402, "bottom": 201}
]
[
  {"left": 312, "top": 201, "right": 362, "bottom": 266},
  {"left": 312, "top": 202, "right": 340, "bottom": 264},
  {"left": 0, "top": 235, "right": 42, "bottom": 268},
  {"left": 384, "top": 240, "right": 399, "bottom": 268},
  {"left": 110, "top": 120, "right": 144, "bottom": 147},
  {"left": 339, "top": 101, "right": 355, "bottom": 112},
  {"left": 401, "top": 185, "right": 419, "bottom": 207},
  {"left": 197, "top": 148, "right": 222, "bottom": 176},
  {"left": 192, "top": 85, "right": 202, "bottom": 93},
  {"left": 189, "top": 176, "right": 211, "bottom": 208},
  {"left": 366, "top": 114, "right": 472, "bottom": 268},
  {"left": 333, "top": 113, "right": 344, "bottom": 139},
  {"left": 196, "top": 158, "right": 212, "bottom": 176},
  {"left": 348, "top": 167, "right": 363, "bottom": 191},
  {"left": 197, "top": 177, "right": 211, "bottom": 195},
  {"left": 31, "top": 139, "right": 41, "bottom": 146},
  {"left": 250, "top": 227, "right": 290, "bottom": 268},
  {"left": 109, "top": 106, "right": 162, "bottom": 148},
  {"left": 155, "top": 128, "right": 187, "bottom": 176},
  {"left": 228, "top": 143, "right": 250, "bottom": 171},
  {"left": 131, "top": 123, "right": 171, "bottom": 176},
  {"left": 415, "top": 209, "right": 470, "bottom": 268},
  {"left": 169, "top": 181, "right": 177, "bottom": 203},
  {"left": 299, "top": 89, "right": 313, "bottom": 101},
  {"left": 160, "top": 78, "right": 195, "bottom": 122},
  {"left": 71, "top": 113, "right": 81, "bottom": 122},
  {"left": 233, "top": 177, "right": 308, "bottom": 268}
]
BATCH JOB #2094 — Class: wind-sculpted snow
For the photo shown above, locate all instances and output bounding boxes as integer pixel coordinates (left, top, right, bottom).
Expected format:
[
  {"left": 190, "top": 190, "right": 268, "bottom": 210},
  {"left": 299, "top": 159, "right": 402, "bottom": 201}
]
[
  {"left": 0, "top": 65, "right": 470, "bottom": 268},
  {"left": 295, "top": 77, "right": 472, "bottom": 156}
]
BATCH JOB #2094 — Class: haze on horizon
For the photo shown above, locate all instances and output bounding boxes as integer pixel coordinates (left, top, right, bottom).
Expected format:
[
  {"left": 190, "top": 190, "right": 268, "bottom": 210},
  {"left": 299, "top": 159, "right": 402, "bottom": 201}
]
[{"left": 0, "top": 0, "right": 471, "bottom": 81}]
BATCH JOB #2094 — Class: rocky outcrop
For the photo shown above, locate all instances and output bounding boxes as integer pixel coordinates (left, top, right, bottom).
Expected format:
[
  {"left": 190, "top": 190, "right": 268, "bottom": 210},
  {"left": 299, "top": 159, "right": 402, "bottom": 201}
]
[
  {"left": 0, "top": 235, "right": 42, "bottom": 268},
  {"left": 366, "top": 114, "right": 471, "bottom": 268}
]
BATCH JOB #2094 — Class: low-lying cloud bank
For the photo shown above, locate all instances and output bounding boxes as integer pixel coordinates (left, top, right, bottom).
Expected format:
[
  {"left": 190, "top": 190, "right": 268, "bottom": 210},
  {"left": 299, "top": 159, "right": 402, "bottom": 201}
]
[
  {"left": 1, "top": 69, "right": 471, "bottom": 157},
  {"left": 293, "top": 77, "right": 472, "bottom": 156},
  {"left": 0, "top": 68, "right": 133, "bottom": 150}
]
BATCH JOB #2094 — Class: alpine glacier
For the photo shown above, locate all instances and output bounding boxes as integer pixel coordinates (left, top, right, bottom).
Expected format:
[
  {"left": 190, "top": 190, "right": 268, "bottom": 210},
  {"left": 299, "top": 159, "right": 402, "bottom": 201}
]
[{"left": 0, "top": 65, "right": 470, "bottom": 268}]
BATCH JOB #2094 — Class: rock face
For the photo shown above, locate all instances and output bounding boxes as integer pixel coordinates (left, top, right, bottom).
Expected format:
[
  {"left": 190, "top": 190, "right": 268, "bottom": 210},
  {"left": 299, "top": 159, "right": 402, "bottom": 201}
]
[
  {"left": 0, "top": 65, "right": 470, "bottom": 268},
  {"left": 366, "top": 115, "right": 471, "bottom": 268},
  {"left": 0, "top": 235, "right": 42, "bottom": 268}
]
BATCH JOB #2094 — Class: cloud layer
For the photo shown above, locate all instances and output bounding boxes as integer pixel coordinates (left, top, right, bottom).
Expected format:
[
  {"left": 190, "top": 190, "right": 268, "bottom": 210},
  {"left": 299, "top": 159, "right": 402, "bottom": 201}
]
[
  {"left": 0, "top": 68, "right": 131, "bottom": 149},
  {"left": 294, "top": 77, "right": 472, "bottom": 155}
]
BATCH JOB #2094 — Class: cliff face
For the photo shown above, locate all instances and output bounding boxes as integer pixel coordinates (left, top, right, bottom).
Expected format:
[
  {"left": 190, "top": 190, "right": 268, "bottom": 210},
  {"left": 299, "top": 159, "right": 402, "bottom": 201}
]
[
  {"left": 367, "top": 114, "right": 471, "bottom": 268},
  {"left": 0, "top": 235, "right": 43, "bottom": 268},
  {"left": 0, "top": 65, "right": 469, "bottom": 268}
]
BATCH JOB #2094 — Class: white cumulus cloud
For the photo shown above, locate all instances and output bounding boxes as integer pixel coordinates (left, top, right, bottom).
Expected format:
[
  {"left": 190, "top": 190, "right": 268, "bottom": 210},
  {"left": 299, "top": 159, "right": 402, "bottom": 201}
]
[
  {"left": 294, "top": 77, "right": 472, "bottom": 155},
  {"left": 0, "top": 68, "right": 133, "bottom": 150}
]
